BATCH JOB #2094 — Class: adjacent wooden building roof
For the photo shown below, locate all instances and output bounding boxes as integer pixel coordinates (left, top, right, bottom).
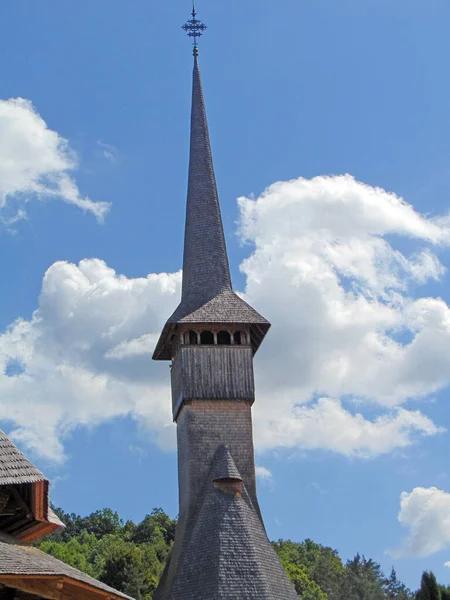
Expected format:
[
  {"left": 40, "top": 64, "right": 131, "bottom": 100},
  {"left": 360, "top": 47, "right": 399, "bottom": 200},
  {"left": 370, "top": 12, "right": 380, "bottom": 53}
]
[
  {"left": 0, "top": 430, "right": 134, "bottom": 600},
  {"left": 0, "top": 532, "right": 133, "bottom": 600},
  {"left": 0, "top": 431, "right": 46, "bottom": 486},
  {"left": 0, "top": 430, "right": 63, "bottom": 542}
]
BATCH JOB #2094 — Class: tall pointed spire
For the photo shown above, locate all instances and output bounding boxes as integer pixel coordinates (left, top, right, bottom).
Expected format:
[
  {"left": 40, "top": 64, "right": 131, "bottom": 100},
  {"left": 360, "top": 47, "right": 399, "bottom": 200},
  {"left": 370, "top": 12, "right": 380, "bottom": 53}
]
[
  {"left": 153, "top": 7, "right": 270, "bottom": 361},
  {"left": 152, "top": 9, "right": 296, "bottom": 600},
  {"left": 182, "top": 54, "right": 232, "bottom": 313}
]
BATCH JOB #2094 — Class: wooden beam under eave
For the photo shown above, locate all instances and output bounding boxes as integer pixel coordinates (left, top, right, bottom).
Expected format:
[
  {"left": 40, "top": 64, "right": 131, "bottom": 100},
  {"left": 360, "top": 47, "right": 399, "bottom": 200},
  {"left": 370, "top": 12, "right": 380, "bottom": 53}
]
[
  {"left": 0, "top": 577, "right": 62, "bottom": 600},
  {"left": 61, "top": 578, "right": 126, "bottom": 600},
  {"left": 18, "top": 520, "right": 59, "bottom": 543}
]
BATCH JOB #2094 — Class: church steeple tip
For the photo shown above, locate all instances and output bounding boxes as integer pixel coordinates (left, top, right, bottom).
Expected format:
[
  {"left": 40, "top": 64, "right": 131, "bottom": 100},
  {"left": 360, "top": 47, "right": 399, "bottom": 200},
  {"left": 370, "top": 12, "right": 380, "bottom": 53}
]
[
  {"left": 179, "top": 5, "right": 233, "bottom": 312},
  {"left": 182, "top": 5, "right": 207, "bottom": 57}
]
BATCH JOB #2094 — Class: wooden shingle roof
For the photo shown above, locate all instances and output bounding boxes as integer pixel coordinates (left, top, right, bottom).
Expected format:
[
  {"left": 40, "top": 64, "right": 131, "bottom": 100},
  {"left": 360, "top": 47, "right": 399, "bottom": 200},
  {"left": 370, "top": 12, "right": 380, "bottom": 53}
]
[
  {"left": 0, "top": 532, "right": 133, "bottom": 599},
  {"left": 156, "top": 447, "right": 297, "bottom": 600},
  {"left": 180, "top": 54, "right": 232, "bottom": 316},
  {"left": 0, "top": 430, "right": 46, "bottom": 486}
]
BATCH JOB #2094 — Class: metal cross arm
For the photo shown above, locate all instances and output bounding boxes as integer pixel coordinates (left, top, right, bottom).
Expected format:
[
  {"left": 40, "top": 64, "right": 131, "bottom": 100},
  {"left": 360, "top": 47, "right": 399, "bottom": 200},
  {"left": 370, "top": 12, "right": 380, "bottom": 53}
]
[{"left": 182, "top": 7, "right": 207, "bottom": 51}]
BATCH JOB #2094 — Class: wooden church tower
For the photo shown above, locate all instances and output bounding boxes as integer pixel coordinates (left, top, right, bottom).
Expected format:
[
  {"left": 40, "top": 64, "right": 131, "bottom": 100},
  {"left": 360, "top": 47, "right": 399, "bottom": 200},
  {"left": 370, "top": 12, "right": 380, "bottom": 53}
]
[{"left": 152, "top": 9, "right": 298, "bottom": 600}]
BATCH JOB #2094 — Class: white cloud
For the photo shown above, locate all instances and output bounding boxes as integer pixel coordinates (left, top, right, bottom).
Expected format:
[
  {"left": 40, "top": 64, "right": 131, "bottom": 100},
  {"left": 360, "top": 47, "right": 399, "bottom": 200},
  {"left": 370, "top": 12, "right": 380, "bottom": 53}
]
[
  {"left": 255, "top": 398, "right": 441, "bottom": 459},
  {"left": 445, "top": 561, "right": 450, "bottom": 568},
  {"left": 238, "top": 175, "right": 450, "bottom": 453},
  {"left": 0, "top": 98, "right": 109, "bottom": 222},
  {"left": 256, "top": 466, "right": 273, "bottom": 480},
  {"left": 105, "top": 334, "right": 159, "bottom": 360},
  {"left": 389, "top": 487, "right": 450, "bottom": 558},
  {"left": 97, "top": 140, "right": 119, "bottom": 164},
  {"left": 2, "top": 175, "right": 450, "bottom": 461},
  {"left": 0, "top": 259, "right": 180, "bottom": 461},
  {"left": 256, "top": 466, "right": 274, "bottom": 489}
]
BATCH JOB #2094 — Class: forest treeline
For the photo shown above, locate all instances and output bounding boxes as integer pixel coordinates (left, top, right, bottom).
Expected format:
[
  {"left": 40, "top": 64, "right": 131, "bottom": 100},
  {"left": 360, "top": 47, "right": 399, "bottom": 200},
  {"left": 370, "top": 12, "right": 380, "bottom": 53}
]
[{"left": 38, "top": 507, "right": 450, "bottom": 600}]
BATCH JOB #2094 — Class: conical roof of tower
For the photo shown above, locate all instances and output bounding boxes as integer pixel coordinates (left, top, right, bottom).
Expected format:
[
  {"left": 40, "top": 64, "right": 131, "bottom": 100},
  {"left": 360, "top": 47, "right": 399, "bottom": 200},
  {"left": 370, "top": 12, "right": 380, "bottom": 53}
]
[
  {"left": 153, "top": 56, "right": 270, "bottom": 361},
  {"left": 158, "top": 447, "right": 297, "bottom": 600}
]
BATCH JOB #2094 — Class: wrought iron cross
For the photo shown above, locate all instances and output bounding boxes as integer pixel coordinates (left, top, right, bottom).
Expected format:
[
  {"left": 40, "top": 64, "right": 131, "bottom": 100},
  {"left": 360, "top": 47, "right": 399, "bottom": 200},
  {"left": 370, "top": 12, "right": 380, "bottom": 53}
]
[{"left": 182, "top": 5, "right": 207, "bottom": 55}]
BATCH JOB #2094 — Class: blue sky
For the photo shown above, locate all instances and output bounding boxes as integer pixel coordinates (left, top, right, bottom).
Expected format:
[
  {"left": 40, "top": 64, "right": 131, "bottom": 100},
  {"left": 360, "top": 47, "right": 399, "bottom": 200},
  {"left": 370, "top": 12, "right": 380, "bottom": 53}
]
[{"left": 1, "top": 0, "right": 450, "bottom": 590}]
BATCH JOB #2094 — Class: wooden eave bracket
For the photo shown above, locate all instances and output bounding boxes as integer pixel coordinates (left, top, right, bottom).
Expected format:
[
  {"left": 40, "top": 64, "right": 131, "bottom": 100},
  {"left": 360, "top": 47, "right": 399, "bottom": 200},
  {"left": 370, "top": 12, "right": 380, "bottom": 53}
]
[{"left": 6, "top": 486, "right": 33, "bottom": 519}]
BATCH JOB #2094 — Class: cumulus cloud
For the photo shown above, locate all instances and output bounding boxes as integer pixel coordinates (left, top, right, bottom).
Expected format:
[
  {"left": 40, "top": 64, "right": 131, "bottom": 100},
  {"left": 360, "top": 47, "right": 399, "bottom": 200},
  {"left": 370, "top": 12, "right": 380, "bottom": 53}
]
[
  {"left": 240, "top": 175, "right": 450, "bottom": 409},
  {"left": 2, "top": 175, "right": 450, "bottom": 461},
  {"left": 237, "top": 175, "right": 450, "bottom": 453},
  {"left": 255, "top": 399, "right": 441, "bottom": 459},
  {"left": 0, "top": 259, "right": 180, "bottom": 461},
  {"left": 0, "top": 98, "right": 109, "bottom": 222},
  {"left": 389, "top": 487, "right": 450, "bottom": 558},
  {"left": 445, "top": 562, "right": 450, "bottom": 568}
]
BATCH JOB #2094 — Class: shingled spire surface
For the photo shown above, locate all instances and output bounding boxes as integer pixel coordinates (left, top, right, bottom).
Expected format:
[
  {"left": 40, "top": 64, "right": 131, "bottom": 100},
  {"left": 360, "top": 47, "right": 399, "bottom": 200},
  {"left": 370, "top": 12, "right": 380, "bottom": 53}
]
[
  {"left": 153, "top": 54, "right": 269, "bottom": 360},
  {"left": 182, "top": 55, "right": 232, "bottom": 313}
]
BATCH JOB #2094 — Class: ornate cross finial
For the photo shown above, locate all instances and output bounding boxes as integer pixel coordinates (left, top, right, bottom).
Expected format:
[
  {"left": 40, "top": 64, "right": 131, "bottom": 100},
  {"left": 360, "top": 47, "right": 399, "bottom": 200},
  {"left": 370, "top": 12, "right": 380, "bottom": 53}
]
[{"left": 182, "top": 4, "right": 207, "bottom": 56}]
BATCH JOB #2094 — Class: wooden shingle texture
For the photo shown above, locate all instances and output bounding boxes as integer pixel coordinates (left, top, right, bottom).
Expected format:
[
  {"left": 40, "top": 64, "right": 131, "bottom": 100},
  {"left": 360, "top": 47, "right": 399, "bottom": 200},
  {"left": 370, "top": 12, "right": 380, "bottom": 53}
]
[
  {"left": 0, "top": 431, "right": 46, "bottom": 486},
  {"left": 0, "top": 533, "right": 133, "bottom": 600},
  {"left": 153, "top": 56, "right": 270, "bottom": 361},
  {"left": 156, "top": 447, "right": 297, "bottom": 600}
]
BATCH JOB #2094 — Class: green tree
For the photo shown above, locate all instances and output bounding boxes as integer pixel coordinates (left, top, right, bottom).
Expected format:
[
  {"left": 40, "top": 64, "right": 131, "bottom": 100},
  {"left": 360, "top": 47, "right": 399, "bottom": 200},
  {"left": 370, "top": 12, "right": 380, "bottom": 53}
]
[
  {"left": 82, "top": 508, "right": 123, "bottom": 538},
  {"left": 383, "top": 568, "right": 411, "bottom": 600},
  {"left": 50, "top": 507, "right": 123, "bottom": 541},
  {"left": 340, "top": 553, "right": 386, "bottom": 600},
  {"left": 273, "top": 539, "right": 344, "bottom": 600},
  {"left": 50, "top": 507, "right": 87, "bottom": 542},
  {"left": 132, "top": 509, "right": 176, "bottom": 545},
  {"left": 416, "top": 572, "right": 441, "bottom": 600},
  {"left": 284, "top": 564, "right": 327, "bottom": 600},
  {"left": 39, "top": 531, "right": 100, "bottom": 578},
  {"left": 98, "top": 537, "right": 162, "bottom": 600}
]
